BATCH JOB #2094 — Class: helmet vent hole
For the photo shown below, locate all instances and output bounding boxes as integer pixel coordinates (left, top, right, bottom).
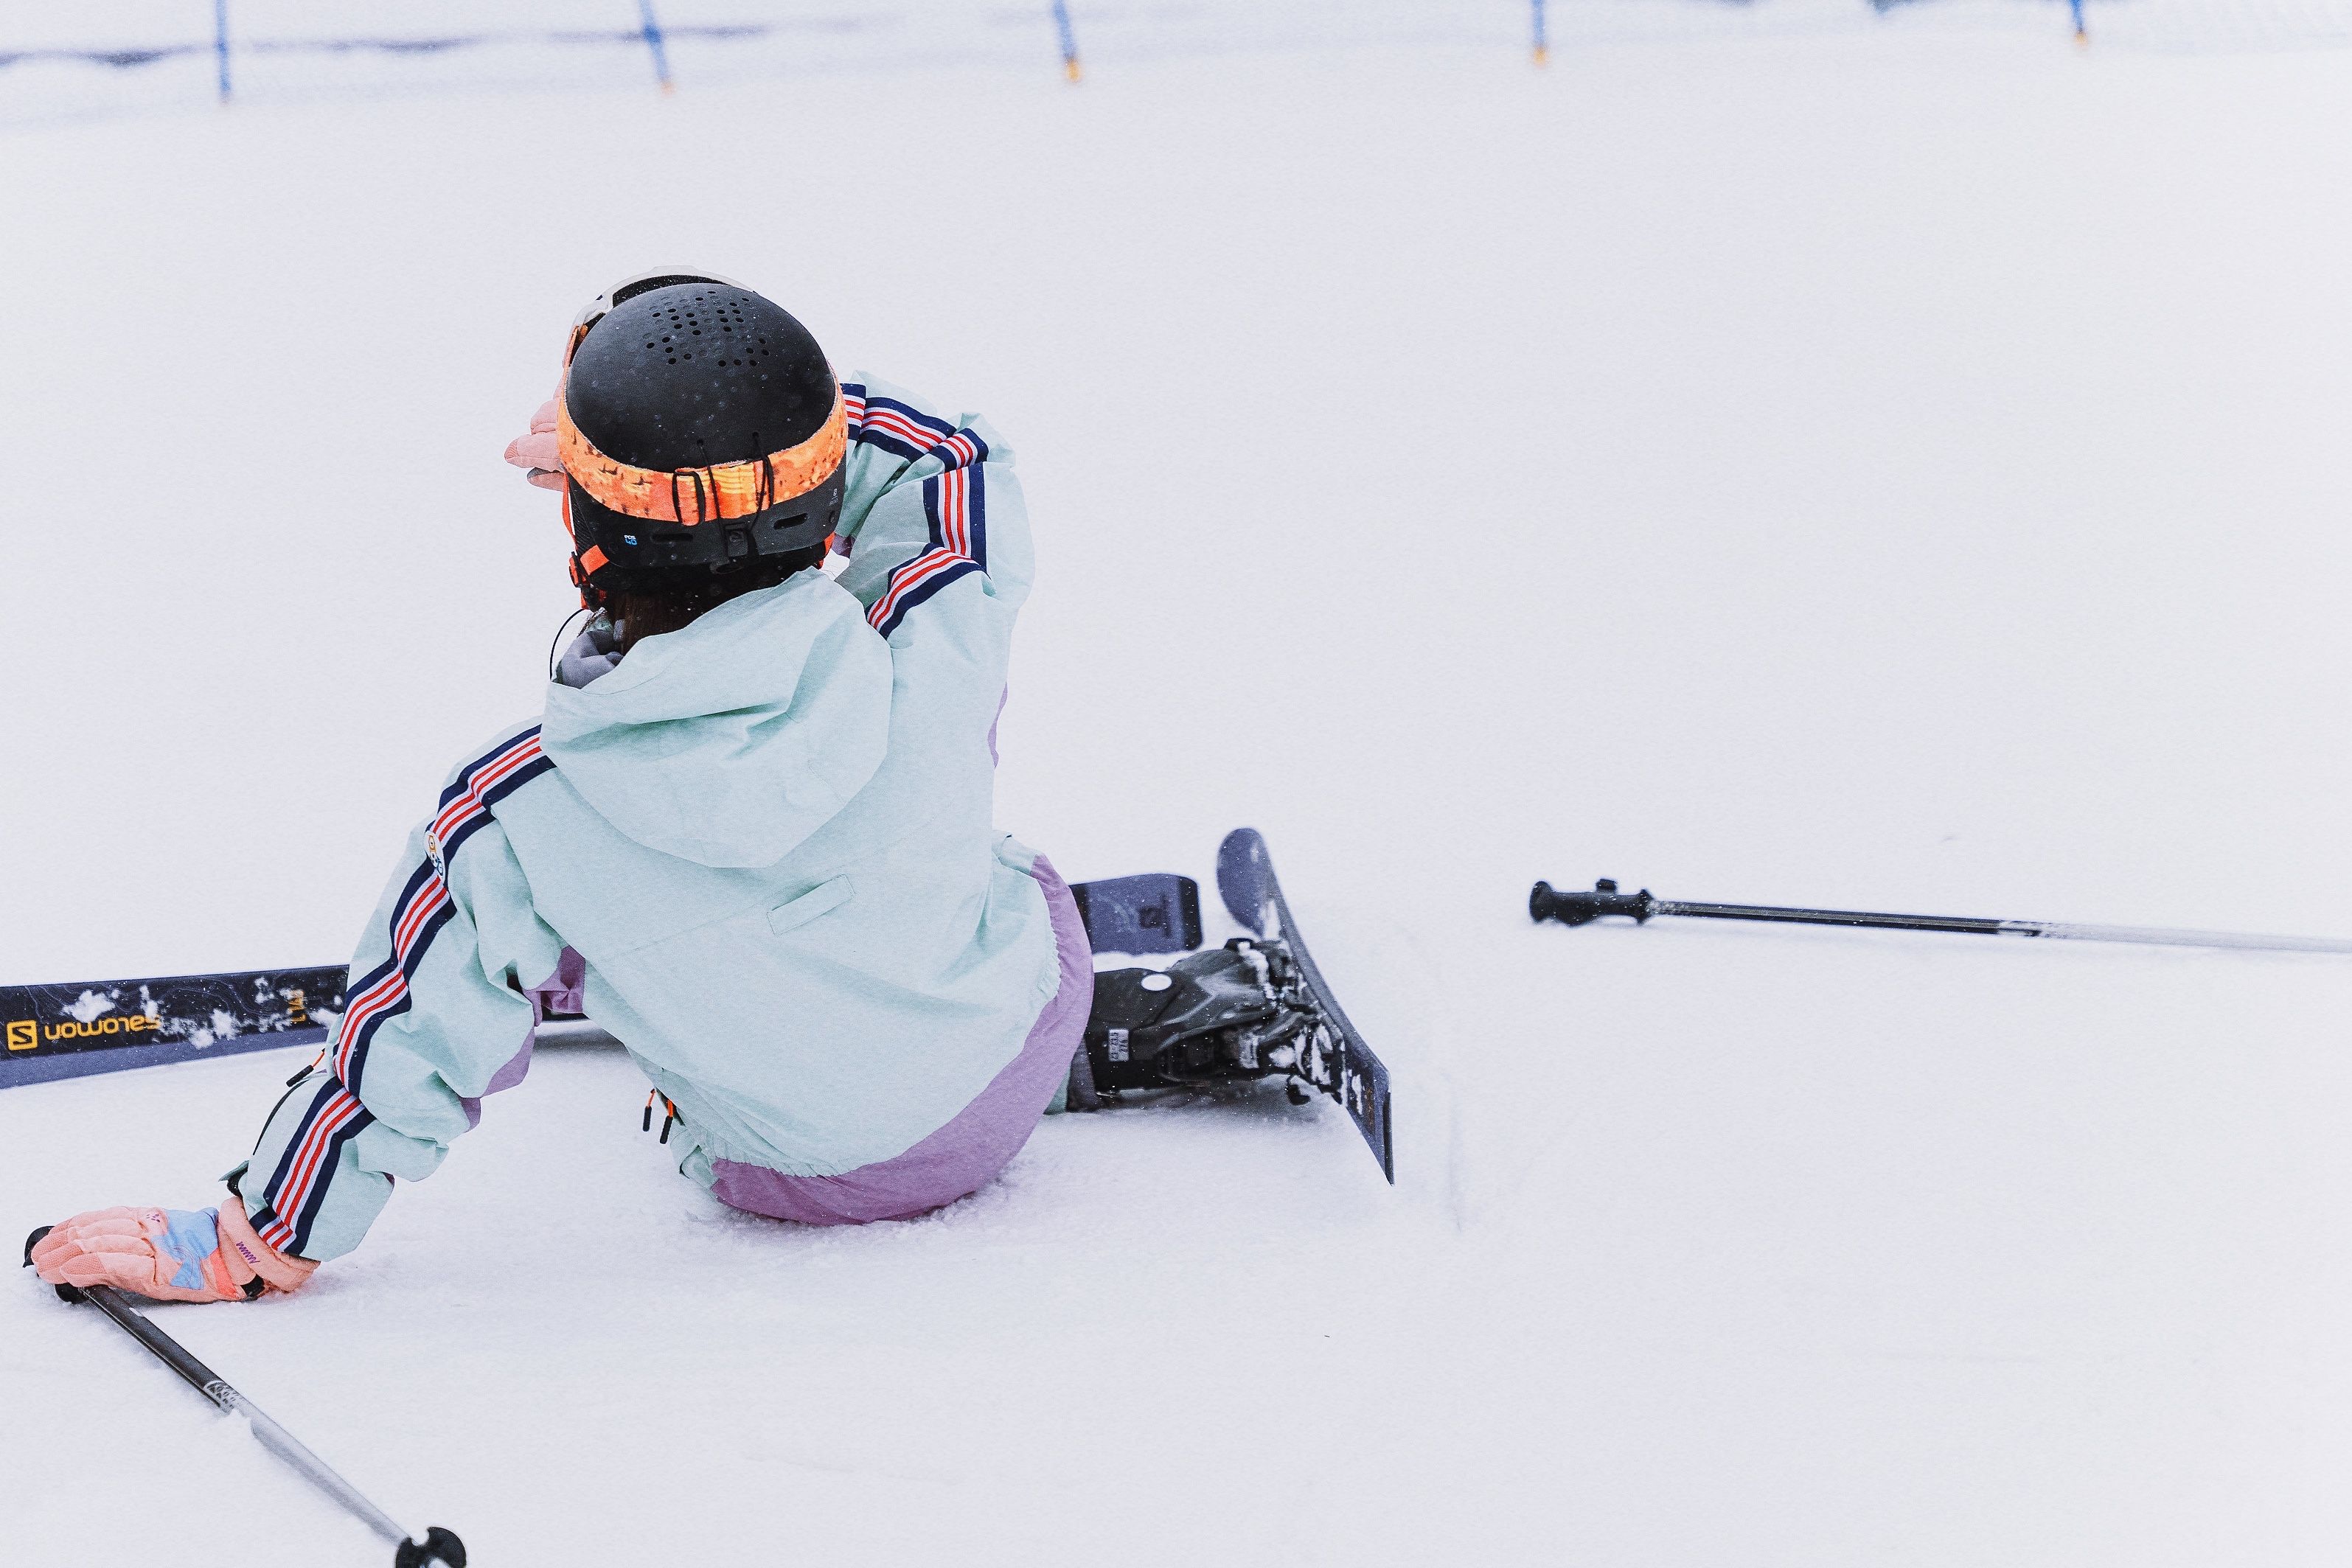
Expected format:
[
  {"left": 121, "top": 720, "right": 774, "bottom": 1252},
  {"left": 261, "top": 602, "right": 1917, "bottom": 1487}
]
[{"left": 575, "top": 282, "right": 830, "bottom": 489}]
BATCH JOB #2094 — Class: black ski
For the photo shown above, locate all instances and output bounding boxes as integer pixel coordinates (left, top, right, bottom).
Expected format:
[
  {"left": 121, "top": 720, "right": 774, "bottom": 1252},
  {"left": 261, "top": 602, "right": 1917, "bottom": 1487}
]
[
  {"left": 1, "top": 965, "right": 344, "bottom": 1090},
  {"left": 1216, "top": 828, "right": 1395, "bottom": 1182}
]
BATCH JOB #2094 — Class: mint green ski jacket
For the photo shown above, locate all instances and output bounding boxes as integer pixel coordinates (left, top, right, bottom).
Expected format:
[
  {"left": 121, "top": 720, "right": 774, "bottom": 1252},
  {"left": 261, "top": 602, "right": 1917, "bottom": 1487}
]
[{"left": 229, "top": 375, "right": 1061, "bottom": 1261}]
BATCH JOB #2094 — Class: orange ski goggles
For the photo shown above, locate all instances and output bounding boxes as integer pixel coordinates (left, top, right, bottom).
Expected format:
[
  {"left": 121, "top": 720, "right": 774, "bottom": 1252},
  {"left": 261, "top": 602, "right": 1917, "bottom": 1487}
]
[{"left": 557, "top": 269, "right": 848, "bottom": 529}]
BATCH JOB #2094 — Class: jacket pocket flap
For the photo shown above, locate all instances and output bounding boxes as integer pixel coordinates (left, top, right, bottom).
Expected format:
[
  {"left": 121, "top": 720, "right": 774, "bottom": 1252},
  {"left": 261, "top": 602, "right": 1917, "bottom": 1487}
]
[{"left": 768, "top": 877, "right": 854, "bottom": 935}]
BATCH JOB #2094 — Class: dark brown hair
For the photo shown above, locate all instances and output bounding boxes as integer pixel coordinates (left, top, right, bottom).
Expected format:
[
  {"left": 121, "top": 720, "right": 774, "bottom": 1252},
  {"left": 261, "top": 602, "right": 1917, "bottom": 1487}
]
[{"left": 609, "top": 543, "right": 829, "bottom": 655}]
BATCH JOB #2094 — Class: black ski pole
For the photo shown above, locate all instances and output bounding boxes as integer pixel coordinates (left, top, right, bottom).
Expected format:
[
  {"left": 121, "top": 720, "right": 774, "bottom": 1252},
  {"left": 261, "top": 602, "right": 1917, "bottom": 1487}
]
[
  {"left": 1529, "top": 879, "right": 2352, "bottom": 955},
  {"left": 23, "top": 1227, "right": 467, "bottom": 1568}
]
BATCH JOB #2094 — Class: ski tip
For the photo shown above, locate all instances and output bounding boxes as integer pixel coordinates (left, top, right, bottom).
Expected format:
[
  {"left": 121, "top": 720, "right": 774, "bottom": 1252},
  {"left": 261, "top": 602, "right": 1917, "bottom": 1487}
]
[{"left": 1214, "top": 827, "right": 1272, "bottom": 935}]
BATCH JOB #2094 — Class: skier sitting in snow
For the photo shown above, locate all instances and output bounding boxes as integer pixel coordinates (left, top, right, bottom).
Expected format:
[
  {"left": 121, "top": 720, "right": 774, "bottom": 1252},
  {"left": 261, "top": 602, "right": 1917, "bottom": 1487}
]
[{"left": 30, "top": 271, "right": 1090, "bottom": 1300}]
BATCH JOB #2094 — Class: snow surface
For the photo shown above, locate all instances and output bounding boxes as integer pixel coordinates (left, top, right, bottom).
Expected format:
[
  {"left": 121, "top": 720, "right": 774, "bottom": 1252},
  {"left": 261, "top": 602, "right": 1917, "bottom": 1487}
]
[{"left": 8, "top": 18, "right": 2352, "bottom": 1567}]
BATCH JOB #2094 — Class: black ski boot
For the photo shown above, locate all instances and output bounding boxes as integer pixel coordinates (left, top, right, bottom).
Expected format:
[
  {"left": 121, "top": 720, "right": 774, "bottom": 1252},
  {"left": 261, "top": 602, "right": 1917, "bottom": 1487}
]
[
  {"left": 1061, "top": 836, "right": 1392, "bottom": 1182},
  {"left": 1073, "top": 941, "right": 1320, "bottom": 1101}
]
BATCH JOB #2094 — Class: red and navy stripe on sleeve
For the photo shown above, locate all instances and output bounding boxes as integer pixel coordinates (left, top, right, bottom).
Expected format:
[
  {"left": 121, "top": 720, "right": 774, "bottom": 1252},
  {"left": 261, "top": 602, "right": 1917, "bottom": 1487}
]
[
  {"left": 922, "top": 464, "right": 987, "bottom": 568},
  {"left": 841, "top": 382, "right": 994, "bottom": 635},
  {"left": 334, "top": 728, "right": 553, "bottom": 1095},
  {"left": 843, "top": 382, "right": 992, "bottom": 475},
  {"left": 251, "top": 728, "right": 553, "bottom": 1256},
  {"left": 248, "top": 1076, "right": 374, "bottom": 1255},
  {"left": 333, "top": 857, "right": 459, "bottom": 1095},
  {"left": 869, "top": 546, "right": 984, "bottom": 638}
]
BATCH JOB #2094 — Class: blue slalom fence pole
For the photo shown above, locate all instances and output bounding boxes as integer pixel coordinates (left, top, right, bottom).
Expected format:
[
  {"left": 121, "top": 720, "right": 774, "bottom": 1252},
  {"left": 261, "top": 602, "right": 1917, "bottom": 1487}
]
[
  {"left": 2070, "top": 0, "right": 2087, "bottom": 42},
  {"left": 1531, "top": 0, "right": 1548, "bottom": 66},
  {"left": 637, "top": 0, "right": 674, "bottom": 92},
  {"left": 1051, "top": 0, "right": 1082, "bottom": 83},
  {"left": 213, "top": 0, "right": 231, "bottom": 102}
]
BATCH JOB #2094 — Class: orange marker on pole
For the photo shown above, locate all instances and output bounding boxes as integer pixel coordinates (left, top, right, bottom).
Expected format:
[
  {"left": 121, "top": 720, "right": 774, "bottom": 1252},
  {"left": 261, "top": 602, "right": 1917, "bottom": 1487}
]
[{"left": 1053, "top": 0, "right": 1082, "bottom": 83}]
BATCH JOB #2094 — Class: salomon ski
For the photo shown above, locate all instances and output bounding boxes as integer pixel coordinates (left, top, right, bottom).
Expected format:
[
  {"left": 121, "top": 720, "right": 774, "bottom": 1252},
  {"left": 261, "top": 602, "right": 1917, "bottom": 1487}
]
[
  {"left": 1, "top": 870, "right": 1208, "bottom": 1091},
  {"left": 1, "top": 966, "right": 343, "bottom": 1089}
]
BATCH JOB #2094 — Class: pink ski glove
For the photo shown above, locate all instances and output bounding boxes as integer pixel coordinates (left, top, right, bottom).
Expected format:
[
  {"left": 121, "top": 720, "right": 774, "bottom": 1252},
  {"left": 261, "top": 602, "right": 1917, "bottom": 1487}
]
[
  {"left": 503, "top": 398, "right": 568, "bottom": 492},
  {"left": 29, "top": 1203, "right": 316, "bottom": 1303}
]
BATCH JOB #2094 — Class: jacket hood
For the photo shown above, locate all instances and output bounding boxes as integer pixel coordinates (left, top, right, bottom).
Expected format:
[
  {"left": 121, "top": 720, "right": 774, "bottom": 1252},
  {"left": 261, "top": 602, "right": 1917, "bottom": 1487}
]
[{"left": 539, "top": 573, "right": 892, "bottom": 869}]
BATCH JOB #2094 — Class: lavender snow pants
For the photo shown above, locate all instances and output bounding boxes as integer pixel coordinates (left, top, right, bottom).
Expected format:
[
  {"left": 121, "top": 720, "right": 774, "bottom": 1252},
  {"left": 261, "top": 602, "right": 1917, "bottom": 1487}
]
[{"left": 703, "top": 854, "right": 1093, "bottom": 1226}]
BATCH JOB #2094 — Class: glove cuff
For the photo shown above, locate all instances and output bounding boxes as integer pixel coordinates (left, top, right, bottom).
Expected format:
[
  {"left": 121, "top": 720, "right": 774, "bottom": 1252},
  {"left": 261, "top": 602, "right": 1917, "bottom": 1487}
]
[{"left": 215, "top": 1196, "right": 319, "bottom": 1295}]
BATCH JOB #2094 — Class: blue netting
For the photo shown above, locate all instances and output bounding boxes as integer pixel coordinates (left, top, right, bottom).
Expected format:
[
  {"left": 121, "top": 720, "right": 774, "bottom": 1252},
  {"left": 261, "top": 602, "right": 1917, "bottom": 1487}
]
[{"left": 4, "top": 1, "right": 2348, "bottom": 128}]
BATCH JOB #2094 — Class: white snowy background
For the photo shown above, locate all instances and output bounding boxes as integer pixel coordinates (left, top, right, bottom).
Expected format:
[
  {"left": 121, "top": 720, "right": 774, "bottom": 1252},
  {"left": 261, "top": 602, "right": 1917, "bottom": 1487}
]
[{"left": 6, "top": 4, "right": 2352, "bottom": 1564}]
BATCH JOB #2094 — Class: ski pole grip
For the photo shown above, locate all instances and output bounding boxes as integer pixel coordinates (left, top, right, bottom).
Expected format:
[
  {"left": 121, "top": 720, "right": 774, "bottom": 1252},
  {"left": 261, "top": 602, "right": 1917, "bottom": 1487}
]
[
  {"left": 1529, "top": 879, "right": 1655, "bottom": 927},
  {"left": 22, "top": 1224, "right": 86, "bottom": 1303}
]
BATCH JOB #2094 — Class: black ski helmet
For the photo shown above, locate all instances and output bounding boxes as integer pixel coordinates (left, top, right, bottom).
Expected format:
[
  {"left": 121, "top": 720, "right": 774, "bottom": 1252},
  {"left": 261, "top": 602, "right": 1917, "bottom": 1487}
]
[{"left": 557, "top": 269, "right": 846, "bottom": 607}]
